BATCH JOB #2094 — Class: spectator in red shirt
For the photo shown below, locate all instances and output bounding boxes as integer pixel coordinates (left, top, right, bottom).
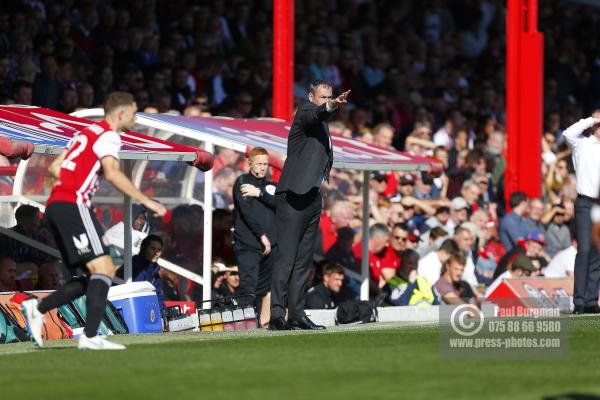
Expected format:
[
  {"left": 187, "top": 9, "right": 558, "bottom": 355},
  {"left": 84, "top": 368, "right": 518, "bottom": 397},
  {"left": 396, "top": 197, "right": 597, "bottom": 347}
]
[
  {"left": 320, "top": 200, "right": 355, "bottom": 253},
  {"left": 389, "top": 223, "right": 410, "bottom": 257},
  {"left": 353, "top": 223, "right": 399, "bottom": 290}
]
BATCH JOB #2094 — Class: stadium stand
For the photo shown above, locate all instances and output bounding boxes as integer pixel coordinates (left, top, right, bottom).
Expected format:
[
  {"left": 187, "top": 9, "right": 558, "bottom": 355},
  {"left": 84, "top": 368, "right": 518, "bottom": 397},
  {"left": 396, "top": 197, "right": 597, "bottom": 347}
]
[{"left": 0, "top": 0, "right": 597, "bottom": 310}]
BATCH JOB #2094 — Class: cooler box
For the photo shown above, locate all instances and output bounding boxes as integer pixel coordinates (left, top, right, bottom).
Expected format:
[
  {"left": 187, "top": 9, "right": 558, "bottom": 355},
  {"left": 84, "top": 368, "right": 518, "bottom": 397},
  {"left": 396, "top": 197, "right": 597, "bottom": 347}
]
[{"left": 108, "top": 282, "right": 162, "bottom": 334}]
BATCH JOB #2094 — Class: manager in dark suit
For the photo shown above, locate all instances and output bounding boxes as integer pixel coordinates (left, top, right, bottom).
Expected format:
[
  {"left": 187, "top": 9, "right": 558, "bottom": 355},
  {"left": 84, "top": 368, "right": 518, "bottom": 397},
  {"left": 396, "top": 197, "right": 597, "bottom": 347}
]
[{"left": 268, "top": 80, "right": 350, "bottom": 330}]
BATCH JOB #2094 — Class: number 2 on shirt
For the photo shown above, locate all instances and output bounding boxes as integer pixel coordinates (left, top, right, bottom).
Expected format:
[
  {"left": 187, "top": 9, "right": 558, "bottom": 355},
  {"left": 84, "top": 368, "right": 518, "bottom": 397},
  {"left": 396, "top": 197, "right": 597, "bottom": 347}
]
[{"left": 61, "top": 135, "right": 88, "bottom": 171}]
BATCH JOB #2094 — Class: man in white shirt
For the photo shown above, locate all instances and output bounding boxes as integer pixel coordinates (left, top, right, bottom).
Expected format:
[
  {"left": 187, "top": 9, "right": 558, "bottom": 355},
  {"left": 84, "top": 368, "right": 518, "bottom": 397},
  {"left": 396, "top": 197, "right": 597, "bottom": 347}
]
[
  {"left": 544, "top": 242, "right": 577, "bottom": 278},
  {"left": 563, "top": 112, "right": 600, "bottom": 314},
  {"left": 417, "top": 238, "right": 459, "bottom": 285}
]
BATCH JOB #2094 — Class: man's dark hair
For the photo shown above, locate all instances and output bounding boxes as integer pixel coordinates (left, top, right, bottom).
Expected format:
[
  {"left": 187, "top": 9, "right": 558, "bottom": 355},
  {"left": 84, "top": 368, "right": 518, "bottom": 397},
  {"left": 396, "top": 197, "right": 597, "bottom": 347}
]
[
  {"left": 466, "top": 149, "right": 485, "bottom": 167},
  {"left": 439, "top": 238, "right": 460, "bottom": 253},
  {"left": 430, "top": 226, "right": 448, "bottom": 241},
  {"left": 509, "top": 192, "right": 528, "bottom": 209},
  {"left": 103, "top": 91, "right": 135, "bottom": 115},
  {"left": 189, "top": 204, "right": 204, "bottom": 215},
  {"left": 322, "top": 262, "right": 344, "bottom": 277},
  {"left": 400, "top": 249, "right": 420, "bottom": 270},
  {"left": 140, "top": 234, "right": 163, "bottom": 253},
  {"left": 392, "top": 222, "right": 409, "bottom": 233},
  {"left": 15, "top": 204, "right": 39, "bottom": 221},
  {"left": 308, "top": 79, "right": 331, "bottom": 94}
]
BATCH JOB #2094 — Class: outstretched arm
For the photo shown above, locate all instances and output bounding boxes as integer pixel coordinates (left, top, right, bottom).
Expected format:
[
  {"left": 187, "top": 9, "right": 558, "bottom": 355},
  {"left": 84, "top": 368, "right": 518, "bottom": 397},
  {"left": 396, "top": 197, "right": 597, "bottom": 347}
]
[
  {"left": 301, "top": 90, "right": 351, "bottom": 124},
  {"left": 101, "top": 156, "right": 166, "bottom": 217}
]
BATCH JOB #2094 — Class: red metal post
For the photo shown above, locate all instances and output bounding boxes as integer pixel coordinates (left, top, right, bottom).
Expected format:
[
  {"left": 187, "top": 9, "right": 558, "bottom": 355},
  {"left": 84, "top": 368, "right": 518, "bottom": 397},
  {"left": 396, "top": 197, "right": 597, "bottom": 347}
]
[
  {"left": 272, "top": 0, "right": 294, "bottom": 121},
  {"left": 505, "top": 0, "right": 544, "bottom": 202}
]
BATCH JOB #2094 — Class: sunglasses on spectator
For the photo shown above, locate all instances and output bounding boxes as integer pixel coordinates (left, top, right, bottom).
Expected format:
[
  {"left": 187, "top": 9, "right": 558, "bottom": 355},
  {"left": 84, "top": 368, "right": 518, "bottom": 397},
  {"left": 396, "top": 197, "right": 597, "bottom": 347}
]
[{"left": 393, "top": 235, "right": 408, "bottom": 241}]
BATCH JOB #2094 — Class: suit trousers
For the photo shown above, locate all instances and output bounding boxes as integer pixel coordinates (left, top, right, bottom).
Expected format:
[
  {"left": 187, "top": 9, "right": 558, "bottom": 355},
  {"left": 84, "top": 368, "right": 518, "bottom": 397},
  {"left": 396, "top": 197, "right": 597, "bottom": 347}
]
[
  {"left": 270, "top": 188, "right": 322, "bottom": 319},
  {"left": 235, "top": 243, "right": 275, "bottom": 302},
  {"left": 574, "top": 195, "right": 600, "bottom": 307}
]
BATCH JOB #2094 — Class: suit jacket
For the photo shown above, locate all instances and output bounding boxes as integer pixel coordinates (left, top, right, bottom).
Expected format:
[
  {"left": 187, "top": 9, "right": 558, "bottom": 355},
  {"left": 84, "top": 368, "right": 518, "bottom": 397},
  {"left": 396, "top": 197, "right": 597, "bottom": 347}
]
[{"left": 276, "top": 102, "right": 335, "bottom": 195}]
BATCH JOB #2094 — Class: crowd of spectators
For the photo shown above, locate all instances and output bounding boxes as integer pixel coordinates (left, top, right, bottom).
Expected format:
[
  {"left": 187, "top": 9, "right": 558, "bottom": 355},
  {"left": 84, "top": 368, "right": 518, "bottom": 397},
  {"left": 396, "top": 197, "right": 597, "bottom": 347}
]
[{"left": 0, "top": 0, "right": 598, "bottom": 311}]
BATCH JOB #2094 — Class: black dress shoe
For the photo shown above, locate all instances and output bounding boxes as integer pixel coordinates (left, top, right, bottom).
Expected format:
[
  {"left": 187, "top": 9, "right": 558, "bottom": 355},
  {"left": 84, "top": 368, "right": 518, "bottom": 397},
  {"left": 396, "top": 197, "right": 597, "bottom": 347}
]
[
  {"left": 268, "top": 317, "right": 292, "bottom": 331},
  {"left": 573, "top": 305, "right": 585, "bottom": 315},
  {"left": 288, "top": 316, "right": 326, "bottom": 330},
  {"left": 584, "top": 305, "right": 600, "bottom": 314}
]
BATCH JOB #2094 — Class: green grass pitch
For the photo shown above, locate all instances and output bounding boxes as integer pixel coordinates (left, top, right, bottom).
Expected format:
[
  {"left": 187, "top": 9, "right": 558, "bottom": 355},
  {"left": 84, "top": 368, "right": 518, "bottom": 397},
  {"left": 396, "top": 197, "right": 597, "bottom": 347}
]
[{"left": 1, "top": 318, "right": 600, "bottom": 400}]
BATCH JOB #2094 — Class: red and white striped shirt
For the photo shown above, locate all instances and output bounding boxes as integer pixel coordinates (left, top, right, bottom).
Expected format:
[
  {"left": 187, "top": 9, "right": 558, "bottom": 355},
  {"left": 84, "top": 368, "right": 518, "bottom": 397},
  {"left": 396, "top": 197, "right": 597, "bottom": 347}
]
[{"left": 47, "top": 120, "right": 121, "bottom": 208}]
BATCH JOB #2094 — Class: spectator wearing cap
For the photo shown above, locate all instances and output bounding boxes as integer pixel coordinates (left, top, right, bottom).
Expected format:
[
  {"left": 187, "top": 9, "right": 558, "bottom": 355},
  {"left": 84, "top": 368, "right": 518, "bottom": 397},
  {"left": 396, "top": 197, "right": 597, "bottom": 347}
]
[
  {"left": 405, "top": 229, "right": 421, "bottom": 251},
  {"left": 499, "top": 192, "right": 529, "bottom": 251},
  {"left": 544, "top": 205, "right": 571, "bottom": 256},
  {"left": 398, "top": 174, "right": 415, "bottom": 198},
  {"left": 417, "top": 238, "right": 460, "bottom": 286},
  {"left": 447, "top": 197, "right": 470, "bottom": 235},
  {"left": 434, "top": 252, "right": 478, "bottom": 305},
  {"left": 493, "top": 230, "right": 549, "bottom": 279},
  {"left": 484, "top": 254, "right": 537, "bottom": 297}
]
